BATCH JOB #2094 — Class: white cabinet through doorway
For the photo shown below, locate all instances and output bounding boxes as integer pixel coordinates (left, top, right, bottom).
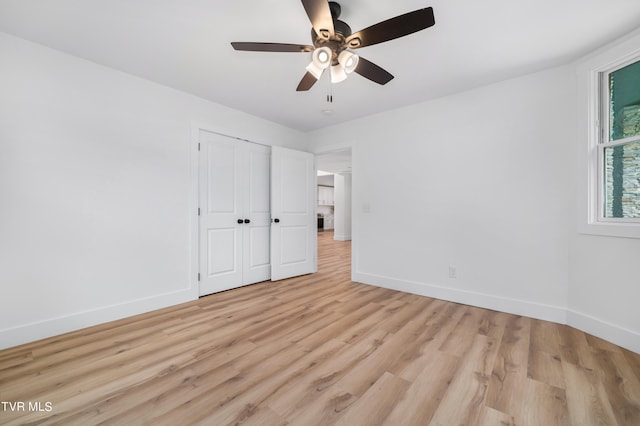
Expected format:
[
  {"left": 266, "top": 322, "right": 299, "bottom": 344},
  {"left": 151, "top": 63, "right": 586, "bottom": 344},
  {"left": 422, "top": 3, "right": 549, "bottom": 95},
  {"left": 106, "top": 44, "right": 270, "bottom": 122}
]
[
  {"left": 318, "top": 185, "right": 334, "bottom": 206},
  {"left": 199, "top": 132, "right": 271, "bottom": 295}
]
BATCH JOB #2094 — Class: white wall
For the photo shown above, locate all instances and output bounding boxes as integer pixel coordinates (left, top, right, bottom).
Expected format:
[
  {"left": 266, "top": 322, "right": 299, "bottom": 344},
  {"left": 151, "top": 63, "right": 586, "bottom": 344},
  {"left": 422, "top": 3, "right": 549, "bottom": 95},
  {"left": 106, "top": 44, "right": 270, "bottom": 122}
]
[
  {"left": 334, "top": 174, "right": 352, "bottom": 241},
  {"left": 317, "top": 175, "right": 334, "bottom": 186},
  {"left": 568, "top": 236, "right": 640, "bottom": 351},
  {"left": 310, "top": 65, "right": 574, "bottom": 323},
  {"left": 0, "top": 33, "right": 306, "bottom": 349},
  {"left": 568, "top": 29, "right": 640, "bottom": 353},
  {"left": 308, "top": 34, "right": 640, "bottom": 353}
]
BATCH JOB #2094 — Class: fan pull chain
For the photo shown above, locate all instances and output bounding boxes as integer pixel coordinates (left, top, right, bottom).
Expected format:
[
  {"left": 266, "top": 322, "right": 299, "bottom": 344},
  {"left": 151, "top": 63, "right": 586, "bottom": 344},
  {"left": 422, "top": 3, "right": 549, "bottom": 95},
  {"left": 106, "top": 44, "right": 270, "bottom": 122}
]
[{"left": 326, "top": 79, "right": 333, "bottom": 103}]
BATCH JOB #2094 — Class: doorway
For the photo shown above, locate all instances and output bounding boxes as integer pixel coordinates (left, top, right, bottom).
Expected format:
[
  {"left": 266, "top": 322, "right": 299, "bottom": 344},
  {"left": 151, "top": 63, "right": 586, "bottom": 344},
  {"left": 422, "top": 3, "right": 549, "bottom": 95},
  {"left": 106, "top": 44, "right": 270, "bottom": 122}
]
[{"left": 315, "top": 148, "right": 352, "bottom": 261}]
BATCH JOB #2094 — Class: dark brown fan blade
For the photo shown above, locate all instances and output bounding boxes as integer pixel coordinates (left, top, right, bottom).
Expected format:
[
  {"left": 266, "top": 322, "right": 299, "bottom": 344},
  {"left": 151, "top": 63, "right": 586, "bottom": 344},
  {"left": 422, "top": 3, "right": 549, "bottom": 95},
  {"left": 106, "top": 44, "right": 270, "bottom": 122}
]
[
  {"left": 231, "top": 42, "right": 313, "bottom": 53},
  {"left": 296, "top": 71, "right": 319, "bottom": 91},
  {"left": 354, "top": 57, "right": 394, "bottom": 85},
  {"left": 301, "top": 0, "right": 334, "bottom": 39},
  {"left": 345, "top": 7, "right": 435, "bottom": 49}
]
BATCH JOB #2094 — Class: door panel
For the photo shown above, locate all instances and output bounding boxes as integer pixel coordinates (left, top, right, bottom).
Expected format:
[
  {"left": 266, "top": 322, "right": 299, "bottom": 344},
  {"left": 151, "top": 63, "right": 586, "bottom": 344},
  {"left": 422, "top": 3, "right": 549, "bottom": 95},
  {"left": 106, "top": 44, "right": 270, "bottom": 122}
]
[
  {"left": 248, "top": 226, "right": 270, "bottom": 263},
  {"left": 199, "top": 132, "right": 243, "bottom": 295},
  {"left": 243, "top": 225, "right": 271, "bottom": 284},
  {"left": 281, "top": 157, "right": 309, "bottom": 213},
  {"left": 280, "top": 226, "right": 309, "bottom": 265},
  {"left": 271, "top": 146, "right": 317, "bottom": 281},
  {"left": 242, "top": 143, "right": 271, "bottom": 285},
  {"left": 207, "top": 228, "right": 238, "bottom": 276},
  {"left": 207, "top": 143, "right": 238, "bottom": 214},
  {"left": 248, "top": 149, "right": 270, "bottom": 215}
]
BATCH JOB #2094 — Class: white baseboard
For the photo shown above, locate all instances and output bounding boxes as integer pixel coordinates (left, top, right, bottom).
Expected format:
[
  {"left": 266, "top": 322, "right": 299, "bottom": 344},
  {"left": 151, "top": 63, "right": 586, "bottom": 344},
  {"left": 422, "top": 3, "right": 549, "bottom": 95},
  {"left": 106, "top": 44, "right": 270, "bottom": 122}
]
[
  {"left": 353, "top": 271, "right": 567, "bottom": 323},
  {"left": 567, "top": 309, "right": 640, "bottom": 354},
  {"left": 0, "top": 289, "right": 196, "bottom": 350},
  {"left": 333, "top": 234, "right": 351, "bottom": 241},
  {"left": 5, "top": 275, "right": 637, "bottom": 355},
  {"left": 353, "top": 271, "right": 640, "bottom": 354}
]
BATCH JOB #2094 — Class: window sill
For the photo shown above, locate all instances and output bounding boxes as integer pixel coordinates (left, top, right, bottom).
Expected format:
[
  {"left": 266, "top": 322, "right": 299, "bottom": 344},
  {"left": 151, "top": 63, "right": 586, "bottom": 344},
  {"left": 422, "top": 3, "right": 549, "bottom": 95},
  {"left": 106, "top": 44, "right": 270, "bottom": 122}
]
[{"left": 579, "top": 221, "right": 640, "bottom": 239}]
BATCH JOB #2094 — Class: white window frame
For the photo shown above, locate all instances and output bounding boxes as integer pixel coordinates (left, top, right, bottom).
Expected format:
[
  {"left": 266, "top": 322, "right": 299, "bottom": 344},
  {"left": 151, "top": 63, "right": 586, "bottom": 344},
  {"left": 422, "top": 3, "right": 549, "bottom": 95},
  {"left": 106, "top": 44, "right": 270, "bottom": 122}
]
[
  {"left": 597, "top": 57, "right": 640, "bottom": 224},
  {"left": 578, "top": 30, "right": 640, "bottom": 239}
]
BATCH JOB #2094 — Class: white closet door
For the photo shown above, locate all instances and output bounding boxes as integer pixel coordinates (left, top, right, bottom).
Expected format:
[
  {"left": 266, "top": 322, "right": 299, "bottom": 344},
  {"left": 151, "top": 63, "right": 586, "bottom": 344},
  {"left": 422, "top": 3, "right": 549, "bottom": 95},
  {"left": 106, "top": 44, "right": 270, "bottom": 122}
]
[
  {"left": 270, "top": 146, "right": 317, "bottom": 281},
  {"left": 242, "top": 143, "right": 271, "bottom": 285},
  {"left": 199, "top": 131, "right": 243, "bottom": 295}
]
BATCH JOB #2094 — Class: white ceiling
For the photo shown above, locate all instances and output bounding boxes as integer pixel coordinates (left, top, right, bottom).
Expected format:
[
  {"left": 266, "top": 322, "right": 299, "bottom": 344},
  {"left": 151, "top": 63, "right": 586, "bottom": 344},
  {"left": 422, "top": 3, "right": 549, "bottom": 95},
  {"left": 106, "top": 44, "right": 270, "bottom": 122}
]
[{"left": 1, "top": 1, "right": 639, "bottom": 132}]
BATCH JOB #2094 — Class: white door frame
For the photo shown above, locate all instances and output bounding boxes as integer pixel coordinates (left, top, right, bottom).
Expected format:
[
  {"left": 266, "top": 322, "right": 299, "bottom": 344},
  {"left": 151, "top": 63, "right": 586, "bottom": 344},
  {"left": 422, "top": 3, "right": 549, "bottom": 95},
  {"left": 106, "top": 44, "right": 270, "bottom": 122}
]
[{"left": 312, "top": 143, "right": 355, "bottom": 280}]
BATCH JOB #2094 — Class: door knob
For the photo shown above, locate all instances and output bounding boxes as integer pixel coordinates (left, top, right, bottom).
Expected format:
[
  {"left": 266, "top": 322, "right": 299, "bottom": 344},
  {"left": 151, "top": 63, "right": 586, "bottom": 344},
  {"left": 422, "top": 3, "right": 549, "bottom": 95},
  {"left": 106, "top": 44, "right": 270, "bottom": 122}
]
[
  {"left": 274, "top": 218, "right": 280, "bottom": 223},
  {"left": 237, "top": 219, "right": 243, "bottom": 224},
  {"left": 244, "top": 219, "right": 250, "bottom": 224}
]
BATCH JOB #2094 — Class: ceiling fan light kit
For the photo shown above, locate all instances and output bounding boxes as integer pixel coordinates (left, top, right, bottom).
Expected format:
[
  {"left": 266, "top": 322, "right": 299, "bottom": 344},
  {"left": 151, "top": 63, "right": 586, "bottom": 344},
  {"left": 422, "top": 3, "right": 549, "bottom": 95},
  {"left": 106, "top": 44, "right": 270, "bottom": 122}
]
[{"left": 231, "top": 1, "right": 435, "bottom": 92}]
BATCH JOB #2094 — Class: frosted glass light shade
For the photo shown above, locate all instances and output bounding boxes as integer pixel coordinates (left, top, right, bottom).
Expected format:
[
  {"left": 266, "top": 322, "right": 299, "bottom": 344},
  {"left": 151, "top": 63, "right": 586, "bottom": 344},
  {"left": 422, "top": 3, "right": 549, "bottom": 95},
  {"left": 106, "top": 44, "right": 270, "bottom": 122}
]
[
  {"left": 312, "top": 47, "right": 332, "bottom": 69},
  {"left": 338, "top": 51, "right": 359, "bottom": 74},
  {"left": 331, "top": 65, "right": 347, "bottom": 83}
]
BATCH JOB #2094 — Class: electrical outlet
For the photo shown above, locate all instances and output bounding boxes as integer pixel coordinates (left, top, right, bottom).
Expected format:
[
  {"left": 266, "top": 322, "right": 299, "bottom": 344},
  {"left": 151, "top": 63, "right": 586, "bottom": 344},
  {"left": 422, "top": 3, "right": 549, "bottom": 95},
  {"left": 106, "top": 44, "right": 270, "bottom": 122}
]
[{"left": 448, "top": 266, "right": 457, "bottom": 278}]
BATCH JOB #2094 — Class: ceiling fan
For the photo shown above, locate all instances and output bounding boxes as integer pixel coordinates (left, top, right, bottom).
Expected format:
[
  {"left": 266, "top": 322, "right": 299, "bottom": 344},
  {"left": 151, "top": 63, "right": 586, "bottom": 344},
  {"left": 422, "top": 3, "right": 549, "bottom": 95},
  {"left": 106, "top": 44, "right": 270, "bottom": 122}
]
[{"left": 231, "top": 1, "right": 435, "bottom": 91}]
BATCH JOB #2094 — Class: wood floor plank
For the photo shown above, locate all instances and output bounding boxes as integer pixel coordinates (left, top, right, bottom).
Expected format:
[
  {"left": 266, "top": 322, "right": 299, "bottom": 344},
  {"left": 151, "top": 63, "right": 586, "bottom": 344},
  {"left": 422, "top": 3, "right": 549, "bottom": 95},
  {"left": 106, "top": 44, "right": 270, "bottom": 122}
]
[
  {"left": 515, "top": 378, "right": 568, "bottom": 426},
  {"left": 334, "top": 371, "right": 410, "bottom": 426},
  {"left": 529, "top": 320, "right": 563, "bottom": 356},
  {"left": 563, "top": 361, "right": 619, "bottom": 426},
  {"left": 391, "top": 300, "right": 467, "bottom": 381},
  {"left": 47, "top": 340, "right": 255, "bottom": 425},
  {"left": 528, "top": 349, "right": 566, "bottom": 390},
  {"left": 622, "top": 348, "right": 640, "bottom": 387},
  {"left": 267, "top": 328, "right": 391, "bottom": 420},
  {"left": 135, "top": 339, "right": 311, "bottom": 425},
  {"left": 429, "top": 334, "right": 499, "bottom": 426},
  {"left": 283, "top": 385, "right": 357, "bottom": 426},
  {"left": 557, "top": 323, "right": 599, "bottom": 370},
  {"left": 1, "top": 231, "right": 639, "bottom": 425},
  {"left": 485, "top": 315, "right": 532, "bottom": 416},
  {"left": 383, "top": 350, "right": 460, "bottom": 425},
  {"left": 585, "top": 333, "right": 624, "bottom": 354},
  {"left": 529, "top": 319, "right": 564, "bottom": 391},
  {"left": 476, "top": 406, "right": 517, "bottom": 425},
  {"left": 592, "top": 349, "right": 640, "bottom": 425},
  {"left": 294, "top": 301, "right": 384, "bottom": 351}
]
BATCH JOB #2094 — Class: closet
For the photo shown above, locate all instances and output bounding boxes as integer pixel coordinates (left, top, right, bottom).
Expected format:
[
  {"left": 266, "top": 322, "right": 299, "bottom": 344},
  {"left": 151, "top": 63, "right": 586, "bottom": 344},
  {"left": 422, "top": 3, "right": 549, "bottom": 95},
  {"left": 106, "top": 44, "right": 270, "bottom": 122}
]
[{"left": 197, "top": 130, "right": 317, "bottom": 296}]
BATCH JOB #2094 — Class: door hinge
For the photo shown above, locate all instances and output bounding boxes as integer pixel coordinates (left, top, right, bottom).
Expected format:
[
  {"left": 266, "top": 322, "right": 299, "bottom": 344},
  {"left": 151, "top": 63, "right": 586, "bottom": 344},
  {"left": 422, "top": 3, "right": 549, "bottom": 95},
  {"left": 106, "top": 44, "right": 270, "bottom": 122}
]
[
  {"left": 198, "top": 273, "right": 201, "bottom": 281},
  {"left": 198, "top": 142, "right": 201, "bottom": 151},
  {"left": 198, "top": 207, "right": 201, "bottom": 216}
]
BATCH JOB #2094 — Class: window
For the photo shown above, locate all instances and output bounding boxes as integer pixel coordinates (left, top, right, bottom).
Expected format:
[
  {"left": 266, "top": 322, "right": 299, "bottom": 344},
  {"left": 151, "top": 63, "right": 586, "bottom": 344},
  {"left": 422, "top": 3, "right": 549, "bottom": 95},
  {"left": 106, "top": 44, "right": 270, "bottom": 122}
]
[
  {"left": 579, "top": 31, "right": 640, "bottom": 238},
  {"left": 600, "top": 58, "right": 640, "bottom": 221}
]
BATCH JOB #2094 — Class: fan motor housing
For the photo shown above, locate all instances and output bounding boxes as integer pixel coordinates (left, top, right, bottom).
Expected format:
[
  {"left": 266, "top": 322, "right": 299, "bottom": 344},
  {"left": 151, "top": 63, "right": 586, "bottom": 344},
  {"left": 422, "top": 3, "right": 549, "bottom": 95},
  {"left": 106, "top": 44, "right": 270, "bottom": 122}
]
[
  {"left": 311, "top": 28, "right": 349, "bottom": 65},
  {"left": 329, "top": 1, "right": 341, "bottom": 19}
]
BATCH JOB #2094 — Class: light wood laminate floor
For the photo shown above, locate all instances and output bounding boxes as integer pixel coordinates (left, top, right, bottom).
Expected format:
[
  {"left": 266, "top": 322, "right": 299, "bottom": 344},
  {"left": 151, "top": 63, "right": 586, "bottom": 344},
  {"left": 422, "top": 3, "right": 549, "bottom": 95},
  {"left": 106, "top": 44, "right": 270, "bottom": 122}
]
[{"left": 1, "top": 231, "right": 640, "bottom": 425}]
